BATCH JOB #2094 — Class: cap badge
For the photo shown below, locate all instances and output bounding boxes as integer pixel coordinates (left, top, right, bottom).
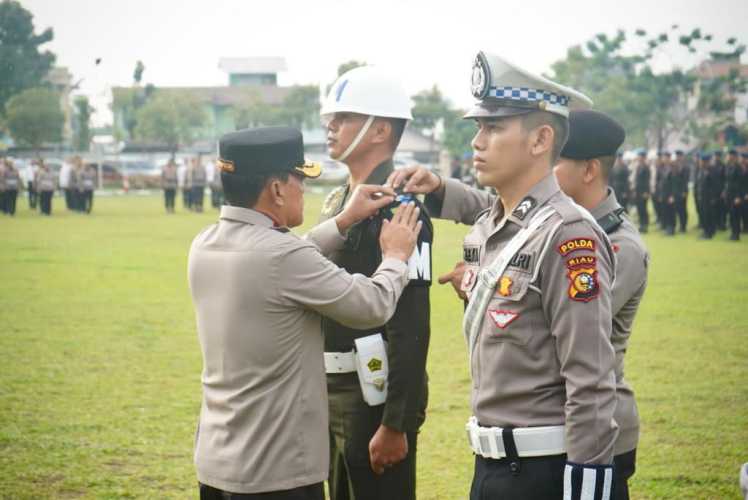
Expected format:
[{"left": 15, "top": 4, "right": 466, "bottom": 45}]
[
  {"left": 471, "top": 52, "right": 490, "bottom": 99},
  {"left": 217, "top": 158, "right": 235, "bottom": 173}
]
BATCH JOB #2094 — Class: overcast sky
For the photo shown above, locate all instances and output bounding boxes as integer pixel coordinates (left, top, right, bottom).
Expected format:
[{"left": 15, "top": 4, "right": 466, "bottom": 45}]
[{"left": 22, "top": 0, "right": 748, "bottom": 126}]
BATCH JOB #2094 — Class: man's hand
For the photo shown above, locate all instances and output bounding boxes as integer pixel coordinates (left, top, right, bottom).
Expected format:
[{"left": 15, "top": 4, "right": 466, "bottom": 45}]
[
  {"left": 438, "top": 261, "right": 468, "bottom": 301},
  {"left": 386, "top": 165, "right": 442, "bottom": 196},
  {"left": 380, "top": 202, "right": 422, "bottom": 262},
  {"left": 369, "top": 424, "right": 408, "bottom": 475},
  {"left": 335, "top": 184, "right": 396, "bottom": 234}
]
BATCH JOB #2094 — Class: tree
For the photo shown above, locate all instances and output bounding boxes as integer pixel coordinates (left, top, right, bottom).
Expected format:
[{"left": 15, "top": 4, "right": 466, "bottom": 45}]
[
  {"left": 442, "top": 111, "right": 476, "bottom": 158},
  {"left": 5, "top": 87, "right": 64, "bottom": 149},
  {"left": 135, "top": 93, "right": 206, "bottom": 154},
  {"left": 133, "top": 60, "right": 145, "bottom": 85},
  {"left": 0, "top": 0, "right": 56, "bottom": 115},
  {"left": 73, "top": 96, "right": 93, "bottom": 151},
  {"left": 279, "top": 85, "right": 320, "bottom": 129},
  {"left": 411, "top": 85, "right": 453, "bottom": 155}
]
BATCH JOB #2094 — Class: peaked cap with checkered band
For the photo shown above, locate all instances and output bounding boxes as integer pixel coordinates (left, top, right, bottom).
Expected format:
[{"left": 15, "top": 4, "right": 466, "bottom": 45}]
[{"left": 465, "top": 51, "right": 592, "bottom": 119}]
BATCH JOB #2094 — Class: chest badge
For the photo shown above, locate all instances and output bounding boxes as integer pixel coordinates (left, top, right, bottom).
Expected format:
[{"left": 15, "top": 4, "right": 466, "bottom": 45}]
[
  {"left": 321, "top": 187, "right": 346, "bottom": 217},
  {"left": 367, "top": 358, "right": 383, "bottom": 372},
  {"left": 512, "top": 196, "right": 537, "bottom": 220},
  {"left": 498, "top": 276, "right": 513, "bottom": 297},
  {"left": 461, "top": 266, "right": 478, "bottom": 293},
  {"left": 488, "top": 309, "right": 520, "bottom": 329}
]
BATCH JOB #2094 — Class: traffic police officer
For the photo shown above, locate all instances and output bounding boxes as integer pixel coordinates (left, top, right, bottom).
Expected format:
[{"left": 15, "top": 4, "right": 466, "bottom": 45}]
[
  {"left": 554, "top": 110, "right": 649, "bottom": 500},
  {"left": 161, "top": 160, "right": 179, "bottom": 213},
  {"left": 633, "top": 150, "right": 651, "bottom": 233},
  {"left": 724, "top": 149, "right": 743, "bottom": 241},
  {"left": 390, "top": 52, "right": 618, "bottom": 500},
  {"left": 189, "top": 126, "right": 422, "bottom": 500},
  {"left": 319, "top": 66, "right": 432, "bottom": 500},
  {"left": 35, "top": 160, "right": 57, "bottom": 215}
]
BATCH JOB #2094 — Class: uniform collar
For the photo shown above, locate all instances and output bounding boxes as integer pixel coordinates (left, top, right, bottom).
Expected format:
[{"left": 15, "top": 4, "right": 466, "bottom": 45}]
[
  {"left": 219, "top": 205, "right": 275, "bottom": 227},
  {"left": 590, "top": 188, "right": 621, "bottom": 221},
  {"left": 492, "top": 173, "right": 561, "bottom": 228},
  {"left": 351, "top": 159, "right": 394, "bottom": 187}
]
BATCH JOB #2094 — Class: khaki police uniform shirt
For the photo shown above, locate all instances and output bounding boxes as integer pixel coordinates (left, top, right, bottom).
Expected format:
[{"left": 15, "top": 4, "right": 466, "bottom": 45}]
[
  {"left": 162, "top": 166, "right": 178, "bottom": 189},
  {"left": 80, "top": 167, "right": 96, "bottom": 191},
  {"left": 426, "top": 174, "right": 618, "bottom": 464},
  {"left": 188, "top": 206, "right": 410, "bottom": 493},
  {"left": 592, "top": 189, "right": 649, "bottom": 455},
  {"left": 36, "top": 169, "right": 57, "bottom": 192}
]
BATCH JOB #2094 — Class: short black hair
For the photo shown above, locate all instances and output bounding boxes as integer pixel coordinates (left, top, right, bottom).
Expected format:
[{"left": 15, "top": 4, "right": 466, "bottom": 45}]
[
  {"left": 597, "top": 155, "right": 616, "bottom": 181},
  {"left": 520, "top": 111, "right": 569, "bottom": 164},
  {"left": 221, "top": 171, "right": 290, "bottom": 209},
  {"left": 388, "top": 118, "right": 407, "bottom": 150}
]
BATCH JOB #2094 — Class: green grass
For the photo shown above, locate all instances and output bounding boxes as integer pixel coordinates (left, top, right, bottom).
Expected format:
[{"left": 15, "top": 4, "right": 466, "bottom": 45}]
[{"left": 1, "top": 191, "right": 747, "bottom": 499}]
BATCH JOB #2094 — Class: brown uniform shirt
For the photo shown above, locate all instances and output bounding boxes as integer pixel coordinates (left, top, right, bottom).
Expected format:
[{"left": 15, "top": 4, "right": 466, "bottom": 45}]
[
  {"left": 591, "top": 189, "right": 649, "bottom": 455},
  {"left": 426, "top": 174, "right": 618, "bottom": 464},
  {"left": 188, "top": 206, "right": 410, "bottom": 493}
]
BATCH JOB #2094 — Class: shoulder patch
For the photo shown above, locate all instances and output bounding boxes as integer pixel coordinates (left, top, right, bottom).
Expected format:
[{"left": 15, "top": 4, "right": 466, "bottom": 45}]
[
  {"left": 321, "top": 186, "right": 346, "bottom": 217},
  {"left": 557, "top": 237, "right": 596, "bottom": 256},
  {"left": 566, "top": 255, "right": 596, "bottom": 268},
  {"left": 473, "top": 207, "right": 491, "bottom": 225},
  {"left": 567, "top": 267, "right": 600, "bottom": 302}
]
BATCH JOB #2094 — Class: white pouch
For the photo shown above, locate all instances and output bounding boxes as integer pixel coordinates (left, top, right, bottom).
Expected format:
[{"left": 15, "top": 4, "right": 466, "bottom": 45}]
[{"left": 354, "top": 334, "right": 388, "bottom": 406}]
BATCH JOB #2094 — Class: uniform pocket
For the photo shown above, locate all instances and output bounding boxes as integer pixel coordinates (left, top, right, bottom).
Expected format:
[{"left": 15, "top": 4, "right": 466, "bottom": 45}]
[{"left": 482, "top": 271, "right": 533, "bottom": 346}]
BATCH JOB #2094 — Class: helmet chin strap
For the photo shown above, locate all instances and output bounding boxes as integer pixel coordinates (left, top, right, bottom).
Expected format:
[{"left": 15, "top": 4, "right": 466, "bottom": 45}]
[{"left": 332, "top": 115, "right": 375, "bottom": 163}]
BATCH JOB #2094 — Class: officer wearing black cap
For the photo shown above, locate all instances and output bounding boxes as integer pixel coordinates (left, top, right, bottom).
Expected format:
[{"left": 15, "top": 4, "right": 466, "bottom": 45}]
[
  {"left": 633, "top": 150, "right": 651, "bottom": 233},
  {"left": 554, "top": 110, "right": 649, "bottom": 500},
  {"left": 657, "top": 151, "right": 678, "bottom": 236},
  {"left": 389, "top": 52, "right": 618, "bottom": 500},
  {"left": 672, "top": 150, "right": 689, "bottom": 232},
  {"left": 724, "top": 149, "right": 744, "bottom": 240},
  {"left": 696, "top": 153, "right": 720, "bottom": 239},
  {"left": 741, "top": 152, "right": 748, "bottom": 232},
  {"left": 610, "top": 152, "right": 631, "bottom": 212},
  {"left": 188, "top": 126, "right": 423, "bottom": 500},
  {"left": 713, "top": 151, "right": 727, "bottom": 230}
]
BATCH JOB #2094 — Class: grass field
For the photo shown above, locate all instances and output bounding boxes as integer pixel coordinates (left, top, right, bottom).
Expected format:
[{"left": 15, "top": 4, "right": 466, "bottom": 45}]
[{"left": 1, "top": 190, "right": 747, "bottom": 499}]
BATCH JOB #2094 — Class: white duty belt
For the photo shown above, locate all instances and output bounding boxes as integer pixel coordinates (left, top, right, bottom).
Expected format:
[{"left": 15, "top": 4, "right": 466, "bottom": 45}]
[
  {"left": 466, "top": 416, "right": 565, "bottom": 459},
  {"left": 324, "top": 351, "right": 357, "bottom": 373}
]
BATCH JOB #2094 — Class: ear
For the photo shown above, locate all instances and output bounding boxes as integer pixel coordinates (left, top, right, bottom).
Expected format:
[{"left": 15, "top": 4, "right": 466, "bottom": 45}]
[
  {"left": 530, "top": 124, "right": 554, "bottom": 158},
  {"left": 269, "top": 179, "right": 285, "bottom": 207},
  {"left": 370, "top": 119, "right": 392, "bottom": 145},
  {"left": 584, "top": 159, "right": 600, "bottom": 184}
]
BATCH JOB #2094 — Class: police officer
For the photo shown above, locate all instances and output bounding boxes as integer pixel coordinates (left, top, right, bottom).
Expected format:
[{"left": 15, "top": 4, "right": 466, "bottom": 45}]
[
  {"left": 189, "top": 126, "right": 423, "bottom": 500},
  {"left": 633, "top": 150, "right": 651, "bottom": 233},
  {"left": 210, "top": 160, "right": 224, "bottom": 209},
  {"left": 320, "top": 66, "right": 432, "bottom": 500},
  {"left": 390, "top": 52, "right": 618, "bottom": 500},
  {"left": 0, "top": 158, "right": 6, "bottom": 214},
  {"left": 161, "top": 159, "right": 179, "bottom": 213},
  {"left": 696, "top": 153, "right": 720, "bottom": 239},
  {"left": 80, "top": 162, "right": 97, "bottom": 213},
  {"left": 658, "top": 152, "right": 677, "bottom": 236},
  {"left": 35, "top": 160, "right": 57, "bottom": 215},
  {"left": 553, "top": 110, "right": 649, "bottom": 500},
  {"left": 724, "top": 149, "right": 743, "bottom": 241},
  {"left": 610, "top": 152, "right": 630, "bottom": 212},
  {"left": 189, "top": 157, "right": 207, "bottom": 213},
  {"left": 3, "top": 158, "right": 22, "bottom": 216},
  {"left": 713, "top": 151, "right": 727, "bottom": 230},
  {"left": 672, "top": 150, "right": 689, "bottom": 232},
  {"left": 741, "top": 153, "right": 748, "bottom": 232}
]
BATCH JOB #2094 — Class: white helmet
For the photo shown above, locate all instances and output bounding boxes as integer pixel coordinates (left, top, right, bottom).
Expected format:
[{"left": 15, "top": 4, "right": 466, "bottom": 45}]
[
  {"left": 321, "top": 66, "right": 412, "bottom": 162},
  {"left": 321, "top": 66, "right": 413, "bottom": 120}
]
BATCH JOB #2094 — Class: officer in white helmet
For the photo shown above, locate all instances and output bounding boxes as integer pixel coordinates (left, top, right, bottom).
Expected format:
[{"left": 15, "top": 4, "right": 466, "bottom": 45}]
[
  {"left": 319, "top": 65, "right": 433, "bottom": 500},
  {"left": 389, "top": 52, "right": 618, "bottom": 500}
]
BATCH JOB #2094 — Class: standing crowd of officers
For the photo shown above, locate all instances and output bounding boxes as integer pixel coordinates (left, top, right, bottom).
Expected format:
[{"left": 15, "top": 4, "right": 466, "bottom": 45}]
[
  {"left": 163, "top": 157, "right": 223, "bottom": 214},
  {"left": 0, "top": 157, "right": 85, "bottom": 216},
  {"left": 610, "top": 148, "right": 748, "bottom": 240}
]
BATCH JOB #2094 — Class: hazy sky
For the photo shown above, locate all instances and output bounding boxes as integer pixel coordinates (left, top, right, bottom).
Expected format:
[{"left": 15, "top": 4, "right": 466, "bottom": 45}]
[{"left": 22, "top": 0, "right": 748, "bottom": 126}]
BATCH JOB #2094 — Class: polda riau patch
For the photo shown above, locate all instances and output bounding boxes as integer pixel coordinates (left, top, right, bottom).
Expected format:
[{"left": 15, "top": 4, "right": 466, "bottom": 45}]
[
  {"left": 557, "top": 237, "right": 596, "bottom": 256},
  {"left": 567, "top": 267, "right": 599, "bottom": 302},
  {"left": 566, "top": 255, "right": 596, "bottom": 269}
]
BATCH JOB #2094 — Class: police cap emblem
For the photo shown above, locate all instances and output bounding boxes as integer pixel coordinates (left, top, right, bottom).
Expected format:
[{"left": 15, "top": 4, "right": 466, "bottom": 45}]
[{"left": 471, "top": 52, "right": 491, "bottom": 99}]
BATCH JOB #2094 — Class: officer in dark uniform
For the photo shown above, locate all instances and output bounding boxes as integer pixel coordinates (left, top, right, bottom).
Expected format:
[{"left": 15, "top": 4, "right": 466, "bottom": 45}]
[
  {"left": 320, "top": 66, "right": 431, "bottom": 500},
  {"left": 724, "top": 149, "right": 743, "bottom": 241},
  {"left": 659, "top": 153, "right": 677, "bottom": 235},
  {"left": 633, "top": 150, "right": 651, "bottom": 233},
  {"left": 672, "top": 150, "right": 689, "bottom": 232},
  {"left": 610, "top": 152, "right": 630, "bottom": 212},
  {"left": 697, "top": 153, "right": 720, "bottom": 239},
  {"left": 694, "top": 153, "right": 705, "bottom": 230},
  {"left": 653, "top": 152, "right": 665, "bottom": 228},
  {"left": 713, "top": 151, "right": 727, "bottom": 230}
]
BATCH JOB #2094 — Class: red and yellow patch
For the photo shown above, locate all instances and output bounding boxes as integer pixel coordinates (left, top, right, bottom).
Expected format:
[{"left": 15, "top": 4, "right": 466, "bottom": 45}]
[
  {"left": 566, "top": 255, "right": 596, "bottom": 269},
  {"left": 567, "top": 267, "right": 599, "bottom": 302},
  {"left": 558, "top": 237, "right": 596, "bottom": 256}
]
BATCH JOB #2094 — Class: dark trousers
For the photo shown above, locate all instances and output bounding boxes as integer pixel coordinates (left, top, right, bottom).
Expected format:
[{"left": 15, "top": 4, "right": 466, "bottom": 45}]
[
  {"left": 199, "top": 482, "right": 324, "bottom": 500},
  {"left": 5, "top": 189, "right": 18, "bottom": 215},
  {"left": 729, "top": 201, "right": 742, "bottom": 238},
  {"left": 164, "top": 188, "right": 176, "bottom": 212},
  {"left": 192, "top": 186, "right": 205, "bottom": 212},
  {"left": 742, "top": 200, "right": 748, "bottom": 232},
  {"left": 470, "top": 454, "right": 567, "bottom": 500},
  {"left": 82, "top": 190, "right": 93, "bottom": 213},
  {"left": 64, "top": 188, "right": 74, "bottom": 209},
  {"left": 674, "top": 196, "right": 687, "bottom": 231},
  {"left": 28, "top": 182, "right": 37, "bottom": 208},
  {"left": 717, "top": 199, "right": 727, "bottom": 229},
  {"left": 662, "top": 200, "right": 676, "bottom": 234},
  {"left": 701, "top": 201, "right": 717, "bottom": 237},
  {"left": 613, "top": 449, "right": 636, "bottom": 500},
  {"left": 39, "top": 190, "right": 53, "bottom": 215},
  {"left": 653, "top": 197, "right": 662, "bottom": 225},
  {"left": 635, "top": 196, "right": 649, "bottom": 231},
  {"left": 183, "top": 188, "right": 192, "bottom": 209},
  {"left": 328, "top": 375, "right": 418, "bottom": 500},
  {"left": 0, "top": 191, "right": 6, "bottom": 213}
]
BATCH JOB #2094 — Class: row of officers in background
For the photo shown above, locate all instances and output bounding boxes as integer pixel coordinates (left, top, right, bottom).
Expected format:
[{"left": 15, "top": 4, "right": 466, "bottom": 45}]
[
  {"left": 610, "top": 149, "right": 748, "bottom": 240},
  {"left": 0, "top": 157, "right": 82, "bottom": 216},
  {"left": 161, "top": 158, "right": 223, "bottom": 214}
]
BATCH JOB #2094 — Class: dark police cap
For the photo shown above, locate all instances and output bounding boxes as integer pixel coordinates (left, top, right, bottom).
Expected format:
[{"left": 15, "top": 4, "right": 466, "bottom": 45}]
[
  {"left": 217, "top": 127, "right": 321, "bottom": 179},
  {"left": 700, "top": 152, "right": 712, "bottom": 161},
  {"left": 560, "top": 110, "right": 625, "bottom": 160},
  {"left": 728, "top": 148, "right": 738, "bottom": 155},
  {"left": 713, "top": 150, "right": 723, "bottom": 157},
  {"left": 675, "top": 149, "right": 684, "bottom": 156}
]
